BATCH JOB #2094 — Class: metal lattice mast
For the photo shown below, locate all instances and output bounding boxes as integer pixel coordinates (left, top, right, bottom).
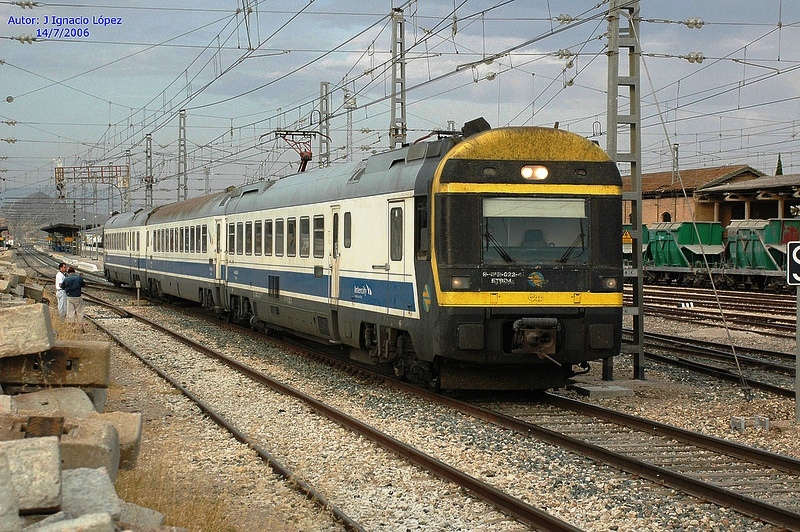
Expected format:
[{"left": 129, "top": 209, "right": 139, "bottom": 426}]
[
  {"left": 318, "top": 82, "right": 331, "bottom": 168},
  {"left": 145, "top": 133, "right": 153, "bottom": 208},
  {"left": 178, "top": 109, "right": 187, "bottom": 201},
  {"left": 122, "top": 149, "right": 131, "bottom": 212},
  {"left": 389, "top": 8, "right": 407, "bottom": 148},
  {"left": 607, "top": 0, "right": 645, "bottom": 380},
  {"left": 344, "top": 88, "right": 356, "bottom": 162}
]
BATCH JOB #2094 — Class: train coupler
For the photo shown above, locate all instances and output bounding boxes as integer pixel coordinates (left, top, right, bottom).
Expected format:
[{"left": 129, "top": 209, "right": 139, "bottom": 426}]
[{"left": 510, "top": 318, "right": 560, "bottom": 357}]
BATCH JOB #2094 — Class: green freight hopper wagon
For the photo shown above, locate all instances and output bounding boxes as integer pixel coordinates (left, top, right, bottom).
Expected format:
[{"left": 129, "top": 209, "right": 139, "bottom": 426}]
[
  {"left": 641, "top": 221, "right": 725, "bottom": 287},
  {"left": 623, "top": 218, "right": 798, "bottom": 291},
  {"left": 724, "top": 218, "right": 800, "bottom": 291}
]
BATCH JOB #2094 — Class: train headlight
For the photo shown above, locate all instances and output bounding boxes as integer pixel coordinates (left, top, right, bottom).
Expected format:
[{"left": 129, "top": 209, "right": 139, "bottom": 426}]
[
  {"left": 521, "top": 164, "right": 549, "bottom": 180},
  {"left": 601, "top": 276, "right": 619, "bottom": 290},
  {"left": 451, "top": 276, "right": 471, "bottom": 290}
]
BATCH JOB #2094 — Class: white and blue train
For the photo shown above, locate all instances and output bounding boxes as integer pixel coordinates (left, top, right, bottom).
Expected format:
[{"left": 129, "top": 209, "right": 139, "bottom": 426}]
[{"left": 104, "top": 119, "right": 623, "bottom": 390}]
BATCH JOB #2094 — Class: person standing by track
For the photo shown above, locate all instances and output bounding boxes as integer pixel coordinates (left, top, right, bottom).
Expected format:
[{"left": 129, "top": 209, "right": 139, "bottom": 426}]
[
  {"left": 55, "top": 262, "right": 68, "bottom": 318},
  {"left": 61, "top": 267, "right": 87, "bottom": 332}
]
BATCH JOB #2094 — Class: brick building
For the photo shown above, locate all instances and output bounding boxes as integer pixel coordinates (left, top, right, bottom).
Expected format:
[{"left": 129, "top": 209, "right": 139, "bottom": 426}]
[{"left": 621, "top": 165, "right": 800, "bottom": 225}]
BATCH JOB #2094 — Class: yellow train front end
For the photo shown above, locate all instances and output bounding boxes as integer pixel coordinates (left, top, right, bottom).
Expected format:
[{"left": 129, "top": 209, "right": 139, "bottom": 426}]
[{"left": 424, "top": 126, "right": 623, "bottom": 390}]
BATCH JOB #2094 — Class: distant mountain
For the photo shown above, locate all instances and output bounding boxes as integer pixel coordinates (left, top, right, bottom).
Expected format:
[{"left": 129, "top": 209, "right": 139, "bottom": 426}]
[{"left": 0, "top": 192, "right": 106, "bottom": 243}]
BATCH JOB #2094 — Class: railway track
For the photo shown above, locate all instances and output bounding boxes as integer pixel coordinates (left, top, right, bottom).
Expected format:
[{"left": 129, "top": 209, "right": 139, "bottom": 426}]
[
  {"left": 82, "top": 289, "right": 572, "bottom": 531},
  {"left": 634, "top": 285, "right": 796, "bottom": 316},
  {"left": 625, "top": 285, "right": 796, "bottom": 339},
  {"left": 93, "top": 291, "right": 798, "bottom": 530},
  {"left": 14, "top": 246, "right": 797, "bottom": 529},
  {"left": 465, "top": 393, "right": 800, "bottom": 531},
  {"left": 624, "top": 329, "right": 796, "bottom": 397}
]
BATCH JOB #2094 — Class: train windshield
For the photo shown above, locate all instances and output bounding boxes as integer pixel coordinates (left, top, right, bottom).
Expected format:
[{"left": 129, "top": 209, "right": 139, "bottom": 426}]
[{"left": 483, "top": 198, "right": 588, "bottom": 265}]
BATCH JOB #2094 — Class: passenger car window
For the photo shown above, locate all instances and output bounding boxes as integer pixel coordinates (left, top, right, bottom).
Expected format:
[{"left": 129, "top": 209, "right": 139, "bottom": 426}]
[
  {"left": 275, "top": 219, "right": 284, "bottom": 256},
  {"left": 313, "top": 216, "right": 324, "bottom": 258},
  {"left": 265, "top": 220, "right": 273, "bottom": 256},
  {"left": 299, "top": 217, "right": 310, "bottom": 258},
  {"left": 236, "top": 222, "right": 244, "bottom": 255},
  {"left": 254, "top": 221, "right": 262, "bottom": 255},
  {"left": 287, "top": 218, "right": 296, "bottom": 257}
]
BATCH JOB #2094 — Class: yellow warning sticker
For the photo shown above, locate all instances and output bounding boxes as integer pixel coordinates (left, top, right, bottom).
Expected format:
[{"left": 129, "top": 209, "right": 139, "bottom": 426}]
[{"left": 622, "top": 230, "right": 632, "bottom": 244}]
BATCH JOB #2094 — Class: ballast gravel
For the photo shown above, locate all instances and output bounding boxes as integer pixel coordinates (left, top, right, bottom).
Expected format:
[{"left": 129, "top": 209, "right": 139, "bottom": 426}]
[{"left": 94, "top": 304, "right": 795, "bottom": 532}]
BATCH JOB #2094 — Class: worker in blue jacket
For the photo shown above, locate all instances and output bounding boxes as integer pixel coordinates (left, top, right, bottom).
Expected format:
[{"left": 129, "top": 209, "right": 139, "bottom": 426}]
[{"left": 61, "top": 267, "right": 87, "bottom": 332}]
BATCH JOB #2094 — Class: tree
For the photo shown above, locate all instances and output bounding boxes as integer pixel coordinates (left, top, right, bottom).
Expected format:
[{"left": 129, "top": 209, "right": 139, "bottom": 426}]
[{"left": 776, "top": 154, "right": 783, "bottom": 175}]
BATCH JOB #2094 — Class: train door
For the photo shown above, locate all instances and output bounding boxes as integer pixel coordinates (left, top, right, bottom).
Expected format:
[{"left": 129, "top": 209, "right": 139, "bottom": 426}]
[
  {"left": 213, "top": 217, "right": 226, "bottom": 306},
  {"left": 328, "top": 206, "right": 343, "bottom": 343},
  {"left": 386, "top": 200, "right": 406, "bottom": 315},
  {"left": 329, "top": 206, "right": 341, "bottom": 303}
]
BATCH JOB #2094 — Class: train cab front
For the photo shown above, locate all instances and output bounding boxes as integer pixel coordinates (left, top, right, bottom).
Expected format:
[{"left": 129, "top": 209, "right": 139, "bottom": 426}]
[{"left": 428, "top": 126, "right": 624, "bottom": 390}]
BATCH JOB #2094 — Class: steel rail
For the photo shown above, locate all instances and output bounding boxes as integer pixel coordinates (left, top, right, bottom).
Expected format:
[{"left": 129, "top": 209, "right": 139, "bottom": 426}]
[
  {"left": 86, "top": 294, "right": 579, "bottom": 532},
  {"left": 642, "top": 350, "right": 794, "bottom": 397},
  {"left": 166, "top": 297, "right": 800, "bottom": 531},
  {"left": 426, "top": 391, "right": 800, "bottom": 531},
  {"left": 86, "top": 301, "right": 365, "bottom": 532}
]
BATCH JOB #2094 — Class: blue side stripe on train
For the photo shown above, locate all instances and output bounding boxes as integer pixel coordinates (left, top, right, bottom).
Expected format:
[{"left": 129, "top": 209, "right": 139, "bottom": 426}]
[{"left": 105, "top": 255, "right": 416, "bottom": 312}]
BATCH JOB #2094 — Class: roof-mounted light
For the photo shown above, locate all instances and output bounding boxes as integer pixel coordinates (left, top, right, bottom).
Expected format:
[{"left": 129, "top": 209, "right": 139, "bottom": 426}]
[{"left": 521, "top": 164, "right": 549, "bottom": 180}]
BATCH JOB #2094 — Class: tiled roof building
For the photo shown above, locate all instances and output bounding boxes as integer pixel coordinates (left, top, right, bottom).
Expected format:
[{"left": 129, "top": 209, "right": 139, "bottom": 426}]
[{"left": 622, "top": 165, "right": 800, "bottom": 226}]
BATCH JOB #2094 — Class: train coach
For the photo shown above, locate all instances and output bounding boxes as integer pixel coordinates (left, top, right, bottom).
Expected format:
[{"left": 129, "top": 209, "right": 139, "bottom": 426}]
[{"left": 104, "top": 119, "right": 623, "bottom": 390}]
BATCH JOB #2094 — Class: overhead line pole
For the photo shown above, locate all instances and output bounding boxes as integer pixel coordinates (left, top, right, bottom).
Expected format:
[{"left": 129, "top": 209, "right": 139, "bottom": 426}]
[
  {"left": 318, "top": 82, "right": 331, "bottom": 168},
  {"left": 607, "top": 0, "right": 645, "bottom": 381},
  {"left": 178, "top": 109, "right": 187, "bottom": 202},
  {"left": 145, "top": 133, "right": 153, "bottom": 209},
  {"left": 389, "top": 8, "right": 407, "bottom": 149}
]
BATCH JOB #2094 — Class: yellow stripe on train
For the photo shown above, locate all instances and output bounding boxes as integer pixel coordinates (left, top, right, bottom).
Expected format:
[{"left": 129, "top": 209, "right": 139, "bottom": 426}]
[
  {"left": 435, "top": 183, "right": 622, "bottom": 195},
  {"left": 437, "top": 291, "right": 623, "bottom": 307}
]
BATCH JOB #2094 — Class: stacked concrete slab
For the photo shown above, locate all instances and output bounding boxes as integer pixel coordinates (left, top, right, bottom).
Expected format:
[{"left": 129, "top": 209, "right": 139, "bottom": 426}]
[
  {"left": 0, "top": 255, "right": 182, "bottom": 531},
  {"left": 0, "top": 249, "right": 46, "bottom": 304}
]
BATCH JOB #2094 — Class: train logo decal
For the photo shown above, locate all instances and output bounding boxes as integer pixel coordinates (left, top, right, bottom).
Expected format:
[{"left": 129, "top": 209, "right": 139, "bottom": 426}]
[
  {"left": 353, "top": 283, "right": 373, "bottom": 299},
  {"left": 527, "top": 271, "right": 547, "bottom": 288},
  {"left": 422, "top": 283, "right": 431, "bottom": 312}
]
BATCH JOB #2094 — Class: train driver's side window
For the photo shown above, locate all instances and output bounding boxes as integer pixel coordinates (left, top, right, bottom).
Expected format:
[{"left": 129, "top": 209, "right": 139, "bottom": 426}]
[{"left": 390, "top": 206, "right": 403, "bottom": 261}]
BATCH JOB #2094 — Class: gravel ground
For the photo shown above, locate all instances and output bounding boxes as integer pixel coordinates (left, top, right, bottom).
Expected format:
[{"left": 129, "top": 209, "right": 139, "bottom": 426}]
[
  {"left": 563, "top": 316, "right": 800, "bottom": 461},
  {"left": 89, "top": 304, "right": 797, "bottom": 531}
]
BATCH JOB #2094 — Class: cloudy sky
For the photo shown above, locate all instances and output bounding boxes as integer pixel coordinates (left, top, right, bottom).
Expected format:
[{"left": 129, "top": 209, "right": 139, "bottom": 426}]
[{"left": 0, "top": 0, "right": 798, "bottom": 214}]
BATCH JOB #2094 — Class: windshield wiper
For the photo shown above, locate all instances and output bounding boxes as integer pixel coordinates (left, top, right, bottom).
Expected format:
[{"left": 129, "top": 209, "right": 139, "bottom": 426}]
[
  {"left": 485, "top": 231, "right": 514, "bottom": 263},
  {"left": 558, "top": 221, "right": 585, "bottom": 263}
]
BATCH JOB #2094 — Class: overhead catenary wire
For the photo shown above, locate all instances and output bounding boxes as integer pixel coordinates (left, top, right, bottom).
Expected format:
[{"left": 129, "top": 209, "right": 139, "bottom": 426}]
[
  {"left": 630, "top": 12, "right": 754, "bottom": 400},
  {"left": 1, "top": 2, "right": 798, "bottom": 207}
]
